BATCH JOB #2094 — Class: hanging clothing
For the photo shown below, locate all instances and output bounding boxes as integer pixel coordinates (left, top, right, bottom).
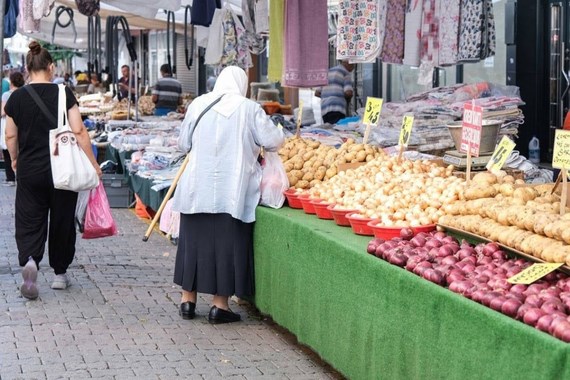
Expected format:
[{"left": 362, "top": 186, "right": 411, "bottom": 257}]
[
  {"left": 74, "top": 0, "right": 99, "bottom": 17},
  {"left": 282, "top": 0, "right": 328, "bottom": 87},
  {"left": 204, "top": 9, "right": 224, "bottom": 66},
  {"left": 19, "top": 0, "right": 40, "bottom": 33},
  {"left": 336, "top": 0, "right": 386, "bottom": 63},
  {"left": 218, "top": 7, "right": 252, "bottom": 71},
  {"left": 4, "top": 0, "right": 19, "bottom": 38},
  {"left": 32, "top": 0, "right": 55, "bottom": 20},
  {"left": 438, "top": 0, "right": 461, "bottom": 66},
  {"left": 419, "top": 0, "right": 440, "bottom": 67},
  {"left": 457, "top": 0, "right": 484, "bottom": 62},
  {"left": 481, "top": 0, "right": 496, "bottom": 60},
  {"left": 190, "top": 0, "right": 220, "bottom": 27},
  {"left": 241, "top": 0, "right": 267, "bottom": 55},
  {"left": 267, "top": 0, "right": 284, "bottom": 83},
  {"left": 403, "top": 0, "right": 423, "bottom": 67},
  {"left": 380, "top": 0, "right": 406, "bottom": 64}
]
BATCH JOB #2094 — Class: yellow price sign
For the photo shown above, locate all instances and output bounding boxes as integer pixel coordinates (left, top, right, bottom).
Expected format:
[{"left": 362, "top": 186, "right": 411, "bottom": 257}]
[
  {"left": 398, "top": 115, "right": 414, "bottom": 147},
  {"left": 363, "top": 97, "right": 383, "bottom": 125},
  {"left": 297, "top": 100, "right": 304, "bottom": 127},
  {"left": 553, "top": 129, "right": 570, "bottom": 169},
  {"left": 507, "top": 263, "right": 564, "bottom": 284},
  {"left": 486, "top": 136, "right": 516, "bottom": 173}
]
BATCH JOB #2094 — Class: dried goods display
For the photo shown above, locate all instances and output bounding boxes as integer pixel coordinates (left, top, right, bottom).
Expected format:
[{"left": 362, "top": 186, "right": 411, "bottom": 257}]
[
  {"left": 278, "top": 138, "right": 385, "bottom": 189},
  {"left": 366, "top": 230, "right": 570, "bottom": 342}
]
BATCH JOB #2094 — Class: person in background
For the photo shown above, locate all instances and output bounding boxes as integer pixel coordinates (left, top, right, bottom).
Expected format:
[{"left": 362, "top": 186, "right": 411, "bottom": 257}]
[
  {"left": 152, "top": 64, "right": 182, "bottom": 116},
  {"left": 118, "top": 65, "right": 137, "bottom": 101},
  {"left": 206, "top": 75, "right": 217, "bottom": 93},
  {"left": 4, "top": 41, "right": 102, "bottom": 300},
  {"left": 1, "top": 71, "right": 24, "bottom": 186},
  {"left": 314, "top": 60, "right": 354, "bottom": 124},
  {"left": 87, "top": 73, "right": 102, "bottom": 94},
  {"left": 63, "top": 73, "right": 74, "bottom": 90},
  {"left": 172, "top": 66, "right": 284, "bottom": 324},
  {"left": 2, "top": 68, "right": 11, "bottom": 96},
  {"left": 75, "top": 71, "right": 89, "bottom": 85}
]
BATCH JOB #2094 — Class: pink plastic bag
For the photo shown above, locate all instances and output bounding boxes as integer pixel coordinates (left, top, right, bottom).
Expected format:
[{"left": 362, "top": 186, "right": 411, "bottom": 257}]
[{"left": 82, "top": 182, "right": 117, "bottom": 239}]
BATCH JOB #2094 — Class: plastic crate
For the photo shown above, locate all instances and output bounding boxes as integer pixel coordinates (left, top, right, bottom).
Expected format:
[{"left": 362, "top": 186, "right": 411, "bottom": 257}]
[{"left": 102, "top": 174, "right": 132, "bottom": 208}]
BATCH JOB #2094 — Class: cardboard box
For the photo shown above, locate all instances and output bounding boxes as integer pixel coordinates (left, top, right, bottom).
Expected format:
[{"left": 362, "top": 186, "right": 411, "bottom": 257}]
[{"left": 102, "top": 174, "right": 133, "bottom": 208}]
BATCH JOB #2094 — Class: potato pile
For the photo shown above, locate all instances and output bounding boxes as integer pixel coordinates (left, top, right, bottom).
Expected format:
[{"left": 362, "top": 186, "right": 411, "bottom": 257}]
[
  {"left": 439, "top": 174, "right": 570, "bottom": 264},
  {"left": 305, "top": 157, "right": 460, "bottom": 227},
  {"left": 279, "top": 137, "right": 385, "bottom": 189}
]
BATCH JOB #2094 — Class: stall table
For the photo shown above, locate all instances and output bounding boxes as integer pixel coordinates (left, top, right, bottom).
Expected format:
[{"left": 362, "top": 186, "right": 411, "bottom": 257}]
[{"left": 253, "top": 207, "right": 570, "bottom": 380}]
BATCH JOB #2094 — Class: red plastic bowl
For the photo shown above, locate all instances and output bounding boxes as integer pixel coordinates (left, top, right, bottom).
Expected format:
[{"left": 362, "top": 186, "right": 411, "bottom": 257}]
[
  {"left": 312, "top": 200, "right": 333, "bottom": 220},
  {"left": 300, "top": 196, "right": 320, "bottom": 214},
  {"left": 283, "top": 189, "right": 303, "bottom": 209},
  {"left": 367, "top": 220, "right": 436, "bottom": 240},
  {"left": 346, "top": 213, "right": 375, "bottom": 236},
  {"left": 328, "top": 205, "right": 358, "bottom": 227}
]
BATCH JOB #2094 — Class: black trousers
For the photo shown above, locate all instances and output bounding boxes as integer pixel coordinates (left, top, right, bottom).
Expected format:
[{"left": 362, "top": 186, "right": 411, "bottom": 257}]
[
  {"left": 2, "top": 149, "right": 15, "bottom": 181},
  {"left": 15, "top": 170, "right": 78, "bottom": 274},
  {"left": 322, "top": 111, "right": 346, "bottom": 125}
]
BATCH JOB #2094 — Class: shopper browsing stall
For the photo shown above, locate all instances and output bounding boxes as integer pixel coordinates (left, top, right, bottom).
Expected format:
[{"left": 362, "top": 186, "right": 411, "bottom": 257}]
[
  {"left": 171, "top": 66, "right": 284, "bottom": 324},
  {"left": 4, "top": 41, "right": 101, "bottom": 299},
  {"left": 118, "top": 65, "right": 137, "bottom": 101},
  {"left": 152, "top": 64, "right": 182, "bottom": 116},
  {"left": 315, "top": 60, "right": 354, "bottom": 124}
]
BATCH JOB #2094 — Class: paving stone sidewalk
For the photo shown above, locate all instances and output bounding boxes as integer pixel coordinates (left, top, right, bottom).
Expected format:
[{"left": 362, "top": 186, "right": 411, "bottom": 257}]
[{"left": 0, "top": 173, "right": 343, "bottom": 380}]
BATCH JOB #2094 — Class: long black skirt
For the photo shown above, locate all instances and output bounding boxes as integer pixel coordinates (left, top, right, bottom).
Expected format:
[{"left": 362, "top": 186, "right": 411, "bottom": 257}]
[{"left": 173, "top": 213, "right": 255, "bottom": 298}]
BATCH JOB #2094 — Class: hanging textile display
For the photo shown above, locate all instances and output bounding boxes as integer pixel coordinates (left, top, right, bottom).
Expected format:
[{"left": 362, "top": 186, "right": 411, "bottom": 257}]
[
  {"left": 267, "top": 0, "right": 284, "bottom": 83},
  {"left": 336, "top": 0, "right": 386, "bottom": 63},
  {"left": 241, "top": 0, "right": 268, "bottom": 55},
  {"left": 282, "top": 0, "right": 328, "bottom": 87},
  {"left": 419, "top": 0, "right": 440, "bottom": 68},
  {"left": 191, "top": 0, "right": 220, "bottom": 27},
  {"left": 438, "top": 0, "right": 461, "bottom": 66},
  {"left": 457, "top": 0, "right": 496, "bottom": 62},
  {"left": 480, "top": 0, "right": 496, "bottom": 60},
  {"left": 32, "top": 0, "right": 56, "bottom": 20},
  {"left": 4, "top": 0, "right": 19, "bottom": 38},
  {"left": 403, "top": 0, "right": 423, "bottom": 67},
  {"left": 19, "top": 0, "right": 40, "bottom": 33},
  {"left": 379, "top": 0, "right": 407, "bottom": 64},
  {"left": 204, "top": 9, "right": 224, "bottom": 66}
]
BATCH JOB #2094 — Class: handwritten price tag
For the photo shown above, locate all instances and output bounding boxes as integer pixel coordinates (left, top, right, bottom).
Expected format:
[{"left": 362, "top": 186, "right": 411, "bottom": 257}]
[
  {"left": 363, "top": 97, "right": 383, "bottom": 125},
  {"left": 486, "top": 136, "right": 516, "bottom": 173},
  {"left": 460, "top": 102, "right": 483, "bottom": 157},
  {"left": 553, "top": 129, "right": 570, "bottom": 169},
  {"left": 507, "top": 263, "right": 564, "bottom": 284},
  {"left": 399, "top": 115, "right": 414, "bottom": 147}
]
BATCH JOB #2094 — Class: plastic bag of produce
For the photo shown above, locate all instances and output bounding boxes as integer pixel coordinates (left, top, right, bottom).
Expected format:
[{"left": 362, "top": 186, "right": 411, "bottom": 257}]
[
  {"left": 260, "top": 151, "right": 289, "bottom": 208},
  {"left": 82, "top": 182, "right": 117, "bottom": 239}
]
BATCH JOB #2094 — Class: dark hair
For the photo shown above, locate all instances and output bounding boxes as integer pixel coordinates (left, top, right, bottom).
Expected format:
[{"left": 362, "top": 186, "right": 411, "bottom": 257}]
[
  {"left": 160, "top": 64, "right": 172, "bottom": 75},
  {"left": 9, "top": 71, "right": 24, "bottom": 88},
  {"left": 121, "top": 65, "right": 129, "bottom": 70},
  {"left": 26, "top": 41, "right": 53, "bottom": 73}
]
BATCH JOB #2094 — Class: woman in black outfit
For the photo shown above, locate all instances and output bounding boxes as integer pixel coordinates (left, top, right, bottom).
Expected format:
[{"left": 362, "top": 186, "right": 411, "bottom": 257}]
[{"left": 4, "top": 41, "right": 101, "bottom": 299}]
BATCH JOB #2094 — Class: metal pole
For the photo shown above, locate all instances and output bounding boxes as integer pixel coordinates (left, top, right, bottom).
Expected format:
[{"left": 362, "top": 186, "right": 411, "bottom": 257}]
[{"left": 0, "top": 0, "right": 5, "bottom": 75}]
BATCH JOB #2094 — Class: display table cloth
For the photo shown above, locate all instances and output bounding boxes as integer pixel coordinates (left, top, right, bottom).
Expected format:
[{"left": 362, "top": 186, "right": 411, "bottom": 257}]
[{"left": 253, "top": 206, "right": 570, "bottom": 380}]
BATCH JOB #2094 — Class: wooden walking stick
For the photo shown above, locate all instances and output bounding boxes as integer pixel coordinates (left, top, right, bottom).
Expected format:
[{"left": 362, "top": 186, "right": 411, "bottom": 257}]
[
  {"left": 141, "top": 94, "right": 224, "bottom": 242},
  {"left": 142, "top": 154, "right": 189, "bottom": 241}
]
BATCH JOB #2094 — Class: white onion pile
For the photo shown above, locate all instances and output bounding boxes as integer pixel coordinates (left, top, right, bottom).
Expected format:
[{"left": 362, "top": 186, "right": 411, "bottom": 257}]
[{"left": 367, "top": 230, "right": 570, "bottom": 342}]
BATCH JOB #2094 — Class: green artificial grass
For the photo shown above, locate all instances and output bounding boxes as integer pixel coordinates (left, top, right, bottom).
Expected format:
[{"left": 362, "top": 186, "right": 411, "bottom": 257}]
[{"left": 253, "top": 206, "right": 570, "bottom": 380}]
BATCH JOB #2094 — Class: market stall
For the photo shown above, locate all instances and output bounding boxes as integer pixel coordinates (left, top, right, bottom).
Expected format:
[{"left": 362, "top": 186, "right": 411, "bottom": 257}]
[{"left": 253, "top": 206, "right": 570, "bottom": 380}]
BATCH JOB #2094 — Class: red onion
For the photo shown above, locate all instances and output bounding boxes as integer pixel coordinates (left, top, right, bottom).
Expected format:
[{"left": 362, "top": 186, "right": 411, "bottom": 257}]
[
  {"left": 544, "top": 272, "right": 559, "bottom": 283},
  {"left": 506, "top": 267, "right": 522, "bottom": 278},
  {"left": 524, "top": 283, "right": 548, "bottom": 296},
  {"left": 553, "top": 320, "right": 570, "bottom": 340},
  {"left": 471, "top": 289, "right": 487, "bottom": 303},
  {"left": 410, "top": 235, "right": 427, "bottom": 248},
  {"left": 482, "top": 242, "right": 501, "bottom": 256},
  {"left": 413, "top": 261, "right": 433, "bottom": 276},
  {"left": 448, "top": 280, "right": 473, "bottom": 295},
  {"left": 481, "top": 291, "right": 504, "bottom": 307},
  {"left": 388, "top": 252, "right": 408, "bottom": 267},
  {"left": 525, "top": 294, "right": 543, "bottom": 308},
  {"left": 461, "top": 256, "right": 477, "bottom": 266},
  {"left": 457, "top": 248, "right": 476, "bottom": 260},
  {"left": 478, "top": 256, "right": 493, "bottom": 265},
  {"left": 541, "top": 300, "right": 567, "bottom": 314},
  {"left": 516, "top": 303, "right": 534, "bottom": 320},
  {"left": 432, "top": 231, "right": 447, "bottom": 241},
  {"left": 423, "top": 269, "right": 444, "bottom": 285},
  {"left": 461, "top": 263, "right": 476, "bottom": 274},
  {"left": 501, "top": 298, "right": 522, "bottom": 317},
  {"left": 492, "top": 250, "right": 507, "bottom": 261},
  {"left": 400, "top": 227, "right": 414, "bottom": 240},
  {"left": 367, "top": 243, "right": 377, "bottom": 254},
  {"left": 505, "top": 292, "right": 525, "bottom": 303},
  {"left": 441, "top": 256, "right": 459, "bottom": 266},
  {"left": 425, "top": 239, "right": 443, "bottom": 250},
  {"left": 442, "top": 236, "right": 459, "bottom": 245},
  {"left": 490, "top": 296, "right": 507, "bottom": 312},
  {"left": 375, "top": 243, "right": 391, "bottom": 258},
  {"left": 536, "top": 314, "right": 555, "bottom": 333},
  {"left": 446, "top": 271, "right": 465, "bottom": 284},
  {"left": 405, "top": 255, "right": 424, "bottom": 272},
  {"left": 548, "top": 316, "right": 569, "bottom": 335},
  {"left": 523, "top": 307, "right": 545, "bottom": 326},
  {"left": 437, "top": 245, "right": 455, "bottom": 258},
  {"left": 373, "top": 238, "right": 385, "bottom": 245},
  {"left": 416, "top": 232, "right": 430, "bottom": 240}
]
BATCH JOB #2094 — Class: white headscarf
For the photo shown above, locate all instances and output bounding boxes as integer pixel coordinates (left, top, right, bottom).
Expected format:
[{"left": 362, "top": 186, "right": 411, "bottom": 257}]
[{"left": 211, "top": 66, "right": 248, "bottom": 118}]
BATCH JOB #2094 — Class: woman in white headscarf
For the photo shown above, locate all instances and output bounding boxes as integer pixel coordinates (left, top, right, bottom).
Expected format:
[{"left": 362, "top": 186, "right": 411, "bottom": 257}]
[{"left": 172, "top": 66, "right": 284, "bottom": 324}]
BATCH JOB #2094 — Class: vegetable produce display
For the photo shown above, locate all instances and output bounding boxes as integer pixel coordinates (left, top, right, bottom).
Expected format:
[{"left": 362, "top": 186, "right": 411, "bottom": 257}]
[
  {"left": 278, "top": 138, "right": 385, "bottom": 189},
  {"left": 367, "top": 229, "right": 570, "bottom": 342}
]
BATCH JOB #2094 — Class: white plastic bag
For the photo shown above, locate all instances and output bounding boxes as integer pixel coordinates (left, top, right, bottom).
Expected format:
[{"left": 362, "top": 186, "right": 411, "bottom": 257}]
[
  {"left": 75, "top": 190, "right": 90, "bottom": 232},
  {"left": 260, "top": 151, "right": 289, "bottom": 208}
]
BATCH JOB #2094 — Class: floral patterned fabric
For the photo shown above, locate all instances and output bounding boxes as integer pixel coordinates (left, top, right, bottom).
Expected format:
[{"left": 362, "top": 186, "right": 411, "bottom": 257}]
[
  {"left": 420, "top": 0, "right": 440, "bottom": 67},
  {"left": 336, "top": 0, "right": 386, "bottom": 62},
  {"left": 380, "top": 0, "right": 406, "bottom": 64},
  {"left": 438, "top": 0, "right": 460, "bottom": 66},
  {"left": 457, "top": 0, "right": 484, "bottom": 62},
  {"left": 219, "top": 8, "right": 252, "bottom": 71},
  {"left": 403, "top": 0, "right": 424, "bottom": 67}
]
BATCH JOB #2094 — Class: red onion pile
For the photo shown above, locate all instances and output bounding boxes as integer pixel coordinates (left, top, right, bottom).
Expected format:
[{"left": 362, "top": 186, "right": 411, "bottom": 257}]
[{"left": 367, "top": 229, "right": 570, "bottom": 342}]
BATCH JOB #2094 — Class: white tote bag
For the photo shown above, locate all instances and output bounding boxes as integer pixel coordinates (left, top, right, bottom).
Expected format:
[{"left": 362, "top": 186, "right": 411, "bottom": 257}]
[{"left": 49, "top": 84, "right": 99, "bottom": 191}]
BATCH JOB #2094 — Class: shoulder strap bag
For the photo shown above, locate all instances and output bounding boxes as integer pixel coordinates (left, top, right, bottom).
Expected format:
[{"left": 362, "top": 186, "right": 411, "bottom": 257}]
[{"left": 26, "top": 84, "right": 99, "bottom": 192}]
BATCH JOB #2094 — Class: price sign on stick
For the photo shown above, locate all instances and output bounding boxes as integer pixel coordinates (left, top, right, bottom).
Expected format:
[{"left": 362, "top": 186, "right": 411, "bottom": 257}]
[
  {"left": 461, "top": 102, "right": 483, "bottom": 185},
  {"left": 295, "top": 100, "right": 304, "bottom": 138},
  {"left": 507, "top": 263, "right": 564, "bottom": 285},
  {"left": 397, "top": 115, "right": 414, "bottom": 162},
  {"left": 362, "top": 97, "right": 383, "bottom": 145},
  {"left": 553, "top": 129, "right": 570, "bottom": 215},
  {"left": 486, "top": 136, "right": 516, "bottom": 173}
]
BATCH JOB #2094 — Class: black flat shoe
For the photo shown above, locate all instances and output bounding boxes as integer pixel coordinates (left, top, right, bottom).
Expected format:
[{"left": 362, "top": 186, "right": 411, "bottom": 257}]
[
  {"left": 208, "top": 306, "right": 241, "bottom": 324},
  {"left": 179, "top": 301, "right": 196, "bottom": 320}
]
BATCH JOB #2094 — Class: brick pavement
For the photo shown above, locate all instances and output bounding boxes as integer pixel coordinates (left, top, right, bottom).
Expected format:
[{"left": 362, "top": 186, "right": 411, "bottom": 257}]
[{"left": 0, "top": 172, "right": 344, "bottom": 380}]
